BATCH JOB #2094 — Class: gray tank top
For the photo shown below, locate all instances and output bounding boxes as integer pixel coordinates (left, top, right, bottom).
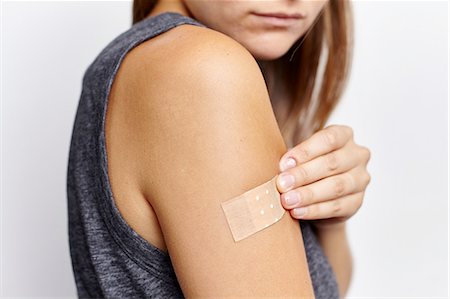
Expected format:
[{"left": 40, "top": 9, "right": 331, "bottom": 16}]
[{"left": 67, "top": 11, "right": 340, "bottom": 298}]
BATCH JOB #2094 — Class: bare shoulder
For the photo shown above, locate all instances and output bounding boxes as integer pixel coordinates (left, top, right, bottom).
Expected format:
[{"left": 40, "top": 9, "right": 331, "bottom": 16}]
[
  {"left": 123, "top": 23, "right": 281, "bottom": 189},
  {"left": 120, "top": 23, "right": 267, "bottom": 104},
  {"left": 137, "top": 22, "right": 258, "bottom": 67},
  {"left": 117, "top": 22, "right": 281, "bottom": 186}
]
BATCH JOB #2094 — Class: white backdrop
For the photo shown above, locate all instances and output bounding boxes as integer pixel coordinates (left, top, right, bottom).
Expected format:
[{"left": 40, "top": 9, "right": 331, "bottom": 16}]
[{"left": 1, "top": 1, "right": 448, "bottom": 298}]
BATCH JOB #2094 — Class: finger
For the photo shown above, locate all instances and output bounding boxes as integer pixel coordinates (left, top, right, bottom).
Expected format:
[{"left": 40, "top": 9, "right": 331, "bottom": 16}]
[
  {"left": 277, "top": 144, "right": 360, "bottom": 191},
  {"left": 282, "top": 166, "right": 370, "bottom": 210},
  {"left": 279, "top": 124, "right": 353, "bottom": 171},
  {"left": 290, "top": 191, "right": 364, "bottom": 220}
]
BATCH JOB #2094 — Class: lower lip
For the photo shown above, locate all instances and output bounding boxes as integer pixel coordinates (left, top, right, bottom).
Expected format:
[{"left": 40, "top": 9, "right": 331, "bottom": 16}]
[{"left": 251, "top": 13, "right": 301, "bottom": 27}]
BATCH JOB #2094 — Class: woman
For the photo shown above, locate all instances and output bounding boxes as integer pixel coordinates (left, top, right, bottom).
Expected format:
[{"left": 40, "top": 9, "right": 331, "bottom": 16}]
[{"left": 67, "top": 0, "right": 371, "bottom": 298}]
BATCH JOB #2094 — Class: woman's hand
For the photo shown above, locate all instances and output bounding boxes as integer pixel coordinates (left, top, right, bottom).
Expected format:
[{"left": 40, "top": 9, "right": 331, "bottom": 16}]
[{"left": 276, "top": 124, "right": 371, "bottom": 230}]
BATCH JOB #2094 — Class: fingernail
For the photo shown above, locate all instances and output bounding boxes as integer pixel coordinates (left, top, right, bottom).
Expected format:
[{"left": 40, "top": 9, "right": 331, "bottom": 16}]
[
  {"left": 284, "top": 192, "right": 300, "bottom": 205},
  {"left": 278, "top": 173, "right": 295, "bottom": 191},
  {"left": 293, "top": 207, "right": 307, "bottom": 217},
  {"left": 280, "top": 157, "right": 297, "bottom": 172}
]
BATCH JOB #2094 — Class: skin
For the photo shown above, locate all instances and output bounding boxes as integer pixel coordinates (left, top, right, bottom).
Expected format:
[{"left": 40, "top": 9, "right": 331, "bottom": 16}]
[
  {"left": 146, "top": 0, "right": 372, "bottom": 297},
  {"left": 119, "top": 30, "right": 317, "bottom": 297}
]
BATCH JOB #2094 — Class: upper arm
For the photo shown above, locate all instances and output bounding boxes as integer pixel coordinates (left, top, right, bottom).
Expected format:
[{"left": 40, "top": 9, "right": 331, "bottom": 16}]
[{"left": 126, "top": 25, "right": 314, "bottom": 297}]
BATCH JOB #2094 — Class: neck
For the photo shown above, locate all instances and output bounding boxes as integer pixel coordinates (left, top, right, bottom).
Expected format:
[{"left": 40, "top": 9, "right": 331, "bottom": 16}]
[{"left": 146, "top": 0, "right": 193, "bottom": 19}]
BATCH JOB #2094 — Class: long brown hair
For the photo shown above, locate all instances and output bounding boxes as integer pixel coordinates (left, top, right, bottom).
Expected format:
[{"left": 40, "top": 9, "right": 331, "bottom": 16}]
[{"left": 132, "top": 0, "right": 353, "bottom": 148}]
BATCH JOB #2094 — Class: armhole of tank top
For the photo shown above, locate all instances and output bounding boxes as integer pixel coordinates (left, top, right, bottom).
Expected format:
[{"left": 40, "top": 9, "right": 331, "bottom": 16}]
[
  {"left": 97, "top": 12, "right": 208, "bottom": 277},
  {"left": 299, "top": 220, "right": 340, "bottom": 296}
]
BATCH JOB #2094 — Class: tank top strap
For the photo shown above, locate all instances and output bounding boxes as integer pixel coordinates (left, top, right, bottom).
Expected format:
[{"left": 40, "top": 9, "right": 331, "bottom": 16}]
[{"left": 96, "top": 11, "right": 208, "bottom": 277}]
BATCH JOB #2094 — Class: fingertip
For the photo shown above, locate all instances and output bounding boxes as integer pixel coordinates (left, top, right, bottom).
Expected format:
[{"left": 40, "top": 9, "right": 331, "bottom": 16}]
[{"left": 279, "top": 157, "right": 297, "bottom": 172}]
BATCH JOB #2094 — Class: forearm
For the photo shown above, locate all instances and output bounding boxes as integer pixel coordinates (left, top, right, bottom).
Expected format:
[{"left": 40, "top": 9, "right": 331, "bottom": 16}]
[{"left": 312, "top": 222, "right": 353, "bottom": 298}]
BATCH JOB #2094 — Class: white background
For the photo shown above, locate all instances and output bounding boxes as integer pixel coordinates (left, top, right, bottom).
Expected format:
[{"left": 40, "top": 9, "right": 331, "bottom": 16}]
[{"left": 1, "top": 1, "right": 448, "bottom": 298}]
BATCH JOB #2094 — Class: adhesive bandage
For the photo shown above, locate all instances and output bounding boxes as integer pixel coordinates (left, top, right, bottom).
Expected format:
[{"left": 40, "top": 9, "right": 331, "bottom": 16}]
[{"left": 220, "top": 175, "right": 286, "bottom": 242}]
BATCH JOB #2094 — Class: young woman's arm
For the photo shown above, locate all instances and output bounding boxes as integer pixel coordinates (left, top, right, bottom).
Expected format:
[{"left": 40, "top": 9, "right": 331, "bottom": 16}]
[{"left": 123, "top": 25, "right": 316, "bottom": 298}]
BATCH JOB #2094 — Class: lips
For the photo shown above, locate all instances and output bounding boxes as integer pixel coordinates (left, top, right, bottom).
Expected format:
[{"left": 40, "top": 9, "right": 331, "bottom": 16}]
[
  {"left": 252, "top": 12, "right": 305, "bottom": 19},
  {"left": 250, "top": 11, "right": 305, "bottom": 28}
]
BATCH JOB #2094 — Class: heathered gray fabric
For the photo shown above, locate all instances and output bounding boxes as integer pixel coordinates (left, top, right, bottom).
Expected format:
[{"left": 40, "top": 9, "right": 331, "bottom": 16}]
[{"left": 67, "top": 11, "right": 340, "bottom": 299}]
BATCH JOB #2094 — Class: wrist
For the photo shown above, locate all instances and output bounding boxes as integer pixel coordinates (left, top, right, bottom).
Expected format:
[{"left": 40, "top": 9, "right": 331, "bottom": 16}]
[{"left": 312, "top": 220, "right": 347, "bottom": 234}]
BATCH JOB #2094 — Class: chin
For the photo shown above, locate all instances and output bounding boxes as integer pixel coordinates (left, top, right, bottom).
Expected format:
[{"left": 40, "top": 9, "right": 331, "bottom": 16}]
[
  {"left": 236, "top": 33, "right": 297, "bottom": 62},
  {"left": 246, "top": 44, "right": 293, "bottom": 62}
]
